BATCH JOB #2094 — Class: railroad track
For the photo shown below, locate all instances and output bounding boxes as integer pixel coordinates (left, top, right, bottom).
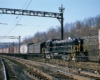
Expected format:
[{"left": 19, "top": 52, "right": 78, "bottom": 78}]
[
  {"left": 2, "top": 56, "right": 74, "bottom": 80},
  {"left": 1, "top": 55, "right": 100, "bottom": 80},
  {"left": 16, "top": 57, "right": 100, "bottom": 80},
  {"left": 31, "top": 61, "right": 100, "bottom": 80},
  {"left": 0, "top": 59, "right": 5, "bottom": 80},
  {"left": 0, "top": 58, "right": 17, "bottom": 80},
  {"left": 31, "top": 57, "right": 100, "bottom": 73}
]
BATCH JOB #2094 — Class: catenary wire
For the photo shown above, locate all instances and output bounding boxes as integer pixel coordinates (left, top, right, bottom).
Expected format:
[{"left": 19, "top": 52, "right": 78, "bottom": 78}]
[
  {"left": 5, "top": 0, "right": 32, "bottom": 36},
  {"left": 0, "top": 0, "right": 31, "bottom": 42}
]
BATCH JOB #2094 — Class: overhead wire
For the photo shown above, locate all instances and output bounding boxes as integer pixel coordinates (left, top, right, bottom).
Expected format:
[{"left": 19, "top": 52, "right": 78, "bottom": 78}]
[
  {"left": 0, "top": 0, "right": 31, "bottom": 42},
  {"left": 4, "top": 18, "right": 17, "bottom": 35},
  {"left": 4, "top": 0, "right": 29, "bottom": 36},
  {"left": 5, "top": 0, "right": 32, "bottom": 36},
  {"left": 0, "top": 23, "right": 50, "bottom": 27}
]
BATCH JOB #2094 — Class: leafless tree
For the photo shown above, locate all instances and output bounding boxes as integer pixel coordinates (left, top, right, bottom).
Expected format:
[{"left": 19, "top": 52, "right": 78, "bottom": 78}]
[{"left": 22, "top": 15, "right": 100, "bottom": 44}]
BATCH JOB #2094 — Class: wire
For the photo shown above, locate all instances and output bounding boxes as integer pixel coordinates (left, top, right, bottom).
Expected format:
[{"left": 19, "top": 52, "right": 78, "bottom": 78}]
[
  {"left": 4, "top": 19, "right": 17, "bottom": 35},
  {"left": 0, "top": 0, "right": 32, "bottom": 42},
  {"left": 5, "top": 0, "right": 32, "bottom": 36},
  {"left": 25, "top": 0, "right": 32, "bottom": 9},
  {"left": 0, "top": 22, "right": 49, "bottom": 27},
  {"left": 15, "top": 0, "right": 29, "bottom": 19}
]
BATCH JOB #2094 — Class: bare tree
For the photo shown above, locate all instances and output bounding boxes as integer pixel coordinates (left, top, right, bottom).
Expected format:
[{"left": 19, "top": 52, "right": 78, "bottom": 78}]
[
  {"left": 22, "top": 15, "right": 100, "bottom": 44},
  {"left": 47, "top": 27, "right": 57, "bottom": 39}
]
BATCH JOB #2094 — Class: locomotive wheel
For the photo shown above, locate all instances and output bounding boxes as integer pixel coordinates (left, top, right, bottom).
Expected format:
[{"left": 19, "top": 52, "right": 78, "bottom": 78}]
[{"left": 46, "top": 54, "right": 51, "bottom": 59}]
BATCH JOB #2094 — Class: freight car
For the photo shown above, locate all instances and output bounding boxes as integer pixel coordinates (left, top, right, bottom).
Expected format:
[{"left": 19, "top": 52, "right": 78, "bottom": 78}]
[
  {"left": 0, "top": 44, "right": 19, "bottom": 53},
  {"left": 0, "top": 46, "right": 9, "bottom": 53},
  {"left": 20, "top": 44, "right": 28, "bottom": 54},
  {"left": 28, "top": 42, "right": 46, "bottom": 53},
  {"left": 44, "top": 37, "right": 89, "bottom": 61},
  {"left": 20, "top": 42, "right": 46, "bottom": 54}
]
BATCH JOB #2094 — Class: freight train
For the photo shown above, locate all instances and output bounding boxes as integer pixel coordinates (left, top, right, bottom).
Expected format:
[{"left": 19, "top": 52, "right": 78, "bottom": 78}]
[{"left": 0, "top": 37, "right": 89, "bottom": 61}]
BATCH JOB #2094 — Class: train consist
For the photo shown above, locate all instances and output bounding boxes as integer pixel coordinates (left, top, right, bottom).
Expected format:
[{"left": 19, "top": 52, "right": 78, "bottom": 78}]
[
  {"left": 0, "top": 42, "right": 46, "bottom": 54},
  {"left": 0, "top": 37, "right": 89, "bottom": 61}
]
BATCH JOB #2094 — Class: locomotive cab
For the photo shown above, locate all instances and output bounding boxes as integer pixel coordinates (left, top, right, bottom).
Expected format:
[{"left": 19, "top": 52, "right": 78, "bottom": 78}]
[{"left": 73, "top": 38, "right": 89, "bottom": 61}]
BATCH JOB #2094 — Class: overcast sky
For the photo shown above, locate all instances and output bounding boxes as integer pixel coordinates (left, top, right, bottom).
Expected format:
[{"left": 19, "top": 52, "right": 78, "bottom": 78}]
[{"left": 0, "top": 0, "right": 100, "bottom": 42}]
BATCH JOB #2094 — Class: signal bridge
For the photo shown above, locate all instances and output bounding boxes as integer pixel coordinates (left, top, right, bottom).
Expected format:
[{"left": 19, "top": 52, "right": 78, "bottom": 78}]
[
  {"left": 0, "top": 4, "right": 65, "bottom": 40},
  {"left": 0, "top": 36, "right": 20, "bottom": 40}
]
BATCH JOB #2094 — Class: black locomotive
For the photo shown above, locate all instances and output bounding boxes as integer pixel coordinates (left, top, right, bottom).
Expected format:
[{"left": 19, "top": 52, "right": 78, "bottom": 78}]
[{"left": 44, "top": 37, "right": 89, "bottom": 61}]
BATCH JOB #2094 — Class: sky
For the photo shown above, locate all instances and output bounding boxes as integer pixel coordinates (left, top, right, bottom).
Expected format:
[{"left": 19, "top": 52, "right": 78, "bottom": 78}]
[{"left": 0, "top": 0, "right": 100, "bottom": 43}]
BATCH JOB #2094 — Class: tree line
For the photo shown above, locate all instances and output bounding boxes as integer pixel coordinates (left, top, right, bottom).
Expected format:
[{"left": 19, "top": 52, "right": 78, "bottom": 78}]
[{"left": 22, "top": 15, "right": 100, "bottom": 44}]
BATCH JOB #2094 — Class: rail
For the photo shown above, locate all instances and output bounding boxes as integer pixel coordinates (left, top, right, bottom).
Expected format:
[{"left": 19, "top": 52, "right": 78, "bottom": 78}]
[{"left": 0, "top": 58, "right": 8, "bottom": 80}]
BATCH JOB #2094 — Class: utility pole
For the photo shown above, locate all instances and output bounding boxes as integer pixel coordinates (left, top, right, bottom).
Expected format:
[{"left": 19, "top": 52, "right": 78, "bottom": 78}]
[{"left": 59, "top": 4, "right": 65, "bottom": 40}]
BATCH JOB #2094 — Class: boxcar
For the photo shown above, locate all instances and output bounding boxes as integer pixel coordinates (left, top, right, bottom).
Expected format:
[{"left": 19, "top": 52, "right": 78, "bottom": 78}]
[{"left": 28, "top": 42, "right": 46, "bottom": 53}]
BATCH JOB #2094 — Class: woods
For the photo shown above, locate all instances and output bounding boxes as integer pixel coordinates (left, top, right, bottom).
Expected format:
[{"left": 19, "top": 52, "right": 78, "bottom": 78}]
[{"left": 23, "top": 15, "right": 100, "bottom": 44}]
